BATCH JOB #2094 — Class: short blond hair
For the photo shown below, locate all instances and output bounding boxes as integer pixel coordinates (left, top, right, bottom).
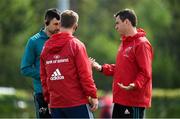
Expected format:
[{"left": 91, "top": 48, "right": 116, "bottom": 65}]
[{"left": 61, "top": 10, "right": 79, "bottom": 28}]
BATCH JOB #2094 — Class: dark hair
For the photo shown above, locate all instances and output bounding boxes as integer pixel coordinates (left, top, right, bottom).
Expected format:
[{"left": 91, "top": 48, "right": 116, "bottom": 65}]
[
  {"left": 114, "top": 9, "right": 137, "bottom": 27},
  {"left": 61, "top": 10, "right": 79, "bottom": 28},
  {"left": 44, "top": 8, "right": 61, "bottom": 26}
]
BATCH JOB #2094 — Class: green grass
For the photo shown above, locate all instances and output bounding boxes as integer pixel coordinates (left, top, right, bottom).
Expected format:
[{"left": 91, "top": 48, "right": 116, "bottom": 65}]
[
  {"left": 153, "top": 88, "right": 180, "bottom": 98},
  {"left": 0, "top": 89, "right": 35, "bottom": 118},
  {"left": 0, "top": 88, "right": 180, "bottom": 118}
]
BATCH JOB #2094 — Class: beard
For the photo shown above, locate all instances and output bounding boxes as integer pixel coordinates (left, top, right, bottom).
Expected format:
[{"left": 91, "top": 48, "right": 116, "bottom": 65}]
[{"left": 48, "top": 29, "right": 59, "bottom": 34}]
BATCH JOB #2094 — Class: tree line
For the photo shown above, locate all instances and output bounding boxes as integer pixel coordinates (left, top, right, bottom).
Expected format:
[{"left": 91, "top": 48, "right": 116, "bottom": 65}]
[{"left": 0, "top": 0, "right": 179, "bottom": 91}]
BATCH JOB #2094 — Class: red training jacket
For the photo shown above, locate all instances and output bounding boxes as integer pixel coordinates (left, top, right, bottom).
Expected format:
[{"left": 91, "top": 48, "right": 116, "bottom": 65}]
[
  {"left": 102, "top": 28, "right": 153, "bottom": 108},
  {"left": 40, "top": 32, "right": 97, "bottom": 108}
]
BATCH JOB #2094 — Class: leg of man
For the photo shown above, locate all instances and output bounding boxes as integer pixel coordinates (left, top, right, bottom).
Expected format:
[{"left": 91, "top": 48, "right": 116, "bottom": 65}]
[
  {"left": 34, "top": 93, "right": 51, "bottom": 118},
  {"left": 51, "top": 108, "right": 66, "bottom": 118},
  {"left": 34, "top": 95, "right": 40, "bottom": 118},
  {"left": 51, "top": 104, "right": 94, "bottom": 118},
  {"left": 63, "top": 104, "right": 94, "bottom": 118},
  {"left": 132, "top": 107, "right": 145, "bottom": 118},
  {"left": 112, "top": 103, "right": 145, "bottom": 118}
]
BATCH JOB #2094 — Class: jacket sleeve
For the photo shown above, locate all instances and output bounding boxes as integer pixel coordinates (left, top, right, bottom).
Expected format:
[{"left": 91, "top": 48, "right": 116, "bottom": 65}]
[
  {"left": 74, "top": 42, "right": 97, "bottom": 98},
  {"left": 20, "top": 39, "right": 39, "bottom": 79},
  {"left": 102, "top": 64, "right": 116, "bottom": 76},
  {"left": 40, "top": 51, "right": 50, "bottom": 103},
  {"left": 133, "top": 42, "right": 153, "bottom": 89}
]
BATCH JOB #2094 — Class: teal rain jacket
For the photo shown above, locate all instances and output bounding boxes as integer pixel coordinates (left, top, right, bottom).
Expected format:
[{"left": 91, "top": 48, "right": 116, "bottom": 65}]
[{"left": 21, "top": 28, "right": 49, "bottom": 94}]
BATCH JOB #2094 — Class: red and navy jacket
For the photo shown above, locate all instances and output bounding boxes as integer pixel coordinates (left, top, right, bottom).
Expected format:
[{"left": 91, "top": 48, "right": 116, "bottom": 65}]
[
  {"left": 40, "top": 32, "right": 97, "bottom": 108},
  {"left": 102, "top": 29, "right": 153, "bottom": 108}
]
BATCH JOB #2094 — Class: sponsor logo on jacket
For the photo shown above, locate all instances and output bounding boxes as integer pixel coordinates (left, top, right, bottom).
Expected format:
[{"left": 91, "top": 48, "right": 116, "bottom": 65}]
[
  {"left": 46, "top": 58, "right": 69, "bottom": 64},
  {"left": 50, "top": 68, "right": 64, "bottom": 80},
  {"left": 123, "top": 46, "right": 133, "bottom": 58}
]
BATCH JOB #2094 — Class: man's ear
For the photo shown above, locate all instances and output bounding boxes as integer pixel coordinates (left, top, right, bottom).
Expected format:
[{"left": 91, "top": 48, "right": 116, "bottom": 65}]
[
  {"left": 44, "top": 20, "right": 49, "bottom": 26},
  {"left": 125, "top": 19, "right": 129, "bottom": 24},
  {"left": 125, "top": 19, "right": 132, "bottom": 26},
  {"left": 73, "top": 24, "right": 78, "bottom": 31}
]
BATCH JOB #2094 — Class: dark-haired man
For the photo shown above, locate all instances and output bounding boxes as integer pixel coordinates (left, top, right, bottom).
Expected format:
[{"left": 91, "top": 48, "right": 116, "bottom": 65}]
[
  {"left": 90, "top": 8, "right": 153, "bottom": 118},
  {"left": 40, "top": 10, "right": 98, "bottom": 118},
  {"left": 21, "top": 8, "right": 61, "bottom": 118}
]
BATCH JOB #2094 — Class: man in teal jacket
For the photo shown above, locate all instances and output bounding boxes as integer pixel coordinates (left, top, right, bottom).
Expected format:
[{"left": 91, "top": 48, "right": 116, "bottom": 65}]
[{"left": 21, "top": 8, "right": 60, "bottom": 118}]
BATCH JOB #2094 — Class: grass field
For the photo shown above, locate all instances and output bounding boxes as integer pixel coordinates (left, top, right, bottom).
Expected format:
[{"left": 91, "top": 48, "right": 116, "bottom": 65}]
[{"left": 0, "top": 88, "right": 180, "bottom": 118}]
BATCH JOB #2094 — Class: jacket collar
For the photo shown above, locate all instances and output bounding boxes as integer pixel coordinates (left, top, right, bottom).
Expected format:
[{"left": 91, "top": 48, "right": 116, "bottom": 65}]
[
  {"left": 122, "top": 28, "right": 146, "bottom": 42},
  {"left": 39, "top": 28, "right": 49, "bottom": 39}
]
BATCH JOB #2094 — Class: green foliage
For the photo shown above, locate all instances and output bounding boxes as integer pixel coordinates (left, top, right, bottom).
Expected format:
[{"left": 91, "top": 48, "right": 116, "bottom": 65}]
[
  {"left": 1, "top": 88, "right": 180, "bottom": 117},
  {"left": 0, "top": 0, "right": 179, "bottom": 104},
  {"left": 0, "top": 0, "right": 32, "bottom": 45},
  {"left": 136, "top": 0, "right": 172, "bottom": 31},
  {"left": 86, "top": 35, "right": 118, "bottom": 90},
  {"left": 148, "top": 97, "right": 180, "bottom": 118},
  {"left": 147, "top": 89, "right": 180, "bottom": 118},
  {"left": 0, "top": 0, "right": 179, "bottom": 118},
  {"left": 0, "top": 89, "right": 34, "bottom": 118},
  {"left": 88, "top": 35, "right": 119, "bottom": 63},
  {"left": 153, "top": 50, "right": 178, "bottom": 88},
  {"left": 0, "top": 0, "right": 58, "bottom": 90}
]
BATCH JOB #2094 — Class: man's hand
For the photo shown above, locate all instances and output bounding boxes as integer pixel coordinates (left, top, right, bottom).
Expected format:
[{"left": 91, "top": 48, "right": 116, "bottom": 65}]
[
  {"left": 88, "top": 97, "right": 98, "bottom": 111},
  {"left": 117, "top": 83, "right": 135, "bottom": 90},
  {"left": 89, "top": 57, "right": 102, "bottom": 71}
]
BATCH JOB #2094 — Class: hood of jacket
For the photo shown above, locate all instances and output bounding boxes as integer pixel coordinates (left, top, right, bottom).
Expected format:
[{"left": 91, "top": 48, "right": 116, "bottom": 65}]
[
  {"left": 45, "top": 32, "right": 74, "bottom": 54},
  {"left": 122, "top": 28, "right": 146, "bottom": 42}
]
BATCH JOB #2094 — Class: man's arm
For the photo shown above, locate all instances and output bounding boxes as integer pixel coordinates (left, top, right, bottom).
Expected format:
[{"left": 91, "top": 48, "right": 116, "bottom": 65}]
[
  {"left": 40, "top": 53, "right": 50, "bottom": 104},
  {"left": 89, "top": 57, "right": 115, "bottom": 76},
  {"left": 133, "top": 42, "right": 153, "bottom": 89},
  {"left": 20, "top": 39, "right": 40, "bottom": 79},
  {"left": 74, "top": 43, "right": 98, "bottom": 111}
]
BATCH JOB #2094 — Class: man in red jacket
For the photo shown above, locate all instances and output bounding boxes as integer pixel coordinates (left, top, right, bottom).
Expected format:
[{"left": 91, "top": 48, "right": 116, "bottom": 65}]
[
  {"left": 90, "top": 8, "right": 153, "bottom": 118},
  {"left": 40, "top": 10, "right": 98, "bottom": 118}
]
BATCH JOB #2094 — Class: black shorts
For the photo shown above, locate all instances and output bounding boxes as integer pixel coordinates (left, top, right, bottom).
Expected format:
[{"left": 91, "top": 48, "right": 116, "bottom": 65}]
[{"left": 112, "top": 103, "right": 145, "bottom": 118}]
